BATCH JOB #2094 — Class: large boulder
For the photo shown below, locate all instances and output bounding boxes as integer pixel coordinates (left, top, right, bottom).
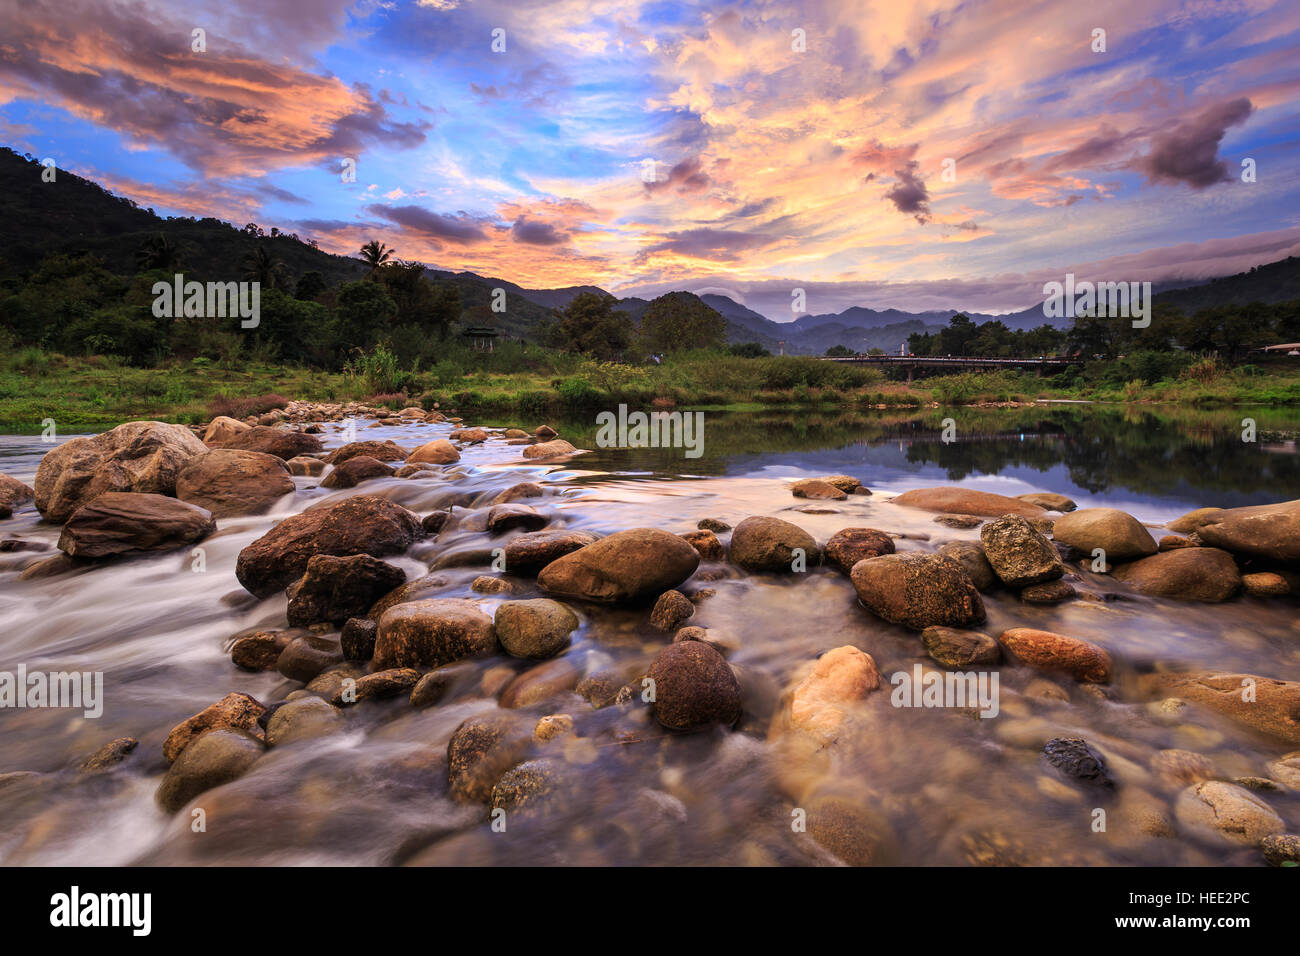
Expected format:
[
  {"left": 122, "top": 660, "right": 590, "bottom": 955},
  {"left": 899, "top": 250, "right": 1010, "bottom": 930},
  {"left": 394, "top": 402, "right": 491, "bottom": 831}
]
[
  {"left": 175, "top": 448, "right": 294, "bottom": 517},
  {"left": 997, "top": 628, "right": 1112, "bottom": 683},
  {"left": 486, "top": 503, "right": 548, "bottom": 534},
  {"left": 921, "top": 627, "right": 1001, "bottom": 668},
  {"left": 324, "top": 440, "right": 410, "bottom": 465},
  {"left": 320, "top": 455, "right": 395, "bottom": 489},
  {"left": 937, "top": 541, "right": 996, "bottom": 591},
  {"left": 781, "top": 645, "right": 880, "bottom": 743},
  {"left": 646, "top": 640, "right": 742, "bottom": 731},
  {"left": 407, "top": 439, "right": 460, "bottom": 465},
  {"left": 57, "top": 492, "right": 215, "bottom": 558},
  {"left": 202, "top": 415, "right": 250, "bottom": 445},
  {"left": 824, "top": 528, "right": 894, "bottom": 574},
  {"left": 1166, "top": 507, "right": 1224, "bottom": 534},
  {"left": 494, "top": 599, "right": 579, "bottom": 659},
  {"left": 502, "top": 529, "right": 599, "bottom": 575},
  {"left": 979, "top": 513, "right": 1063, "bottom": 587},
  {"left": 1192, "top": 499, "right": 1300, "bottom": 562},
  {"left": 1174, "top": 781, "right": 1285, "bottom": 846},
  {"left": 372, "top": 598, "right": 498, "bottom": 669},
  {"left": 1052, "top": 507, "right": 1157, "bottom": 561},
  {"left": 729, "top": 516, "right": 818, "bottom": 572},
  {"left": 155, "top": 729, "right": 263, "bottom": 813},
  {"left": 447, "top": 713, "right": 530, "bottom": 804},
  {"left": 1110, "top": 547, "right": 1241, "bottom": 602},
  {"left": 207, "top": 425, "right": 322, "bottom": 460},
  {"left": 791, "top": 478, "right": 847, "bottom": 500},
  {"left": 235, "top": 495, "right": 422, "bottom": 598},
  {"left": 523, "top": 439, "right": 578, "bottom": 459},
  {"left": 1137, "top": 671, "right": 1300, "bottom": 744},
  {"left": 849, "top": 552, "right": 985, "bottom": 630},
  {"left": 35, "top": 420, "right": 209, "bottom": 522},
  {"left": 285, "top": 553, "right": 407, "bottom": 626},
  {"left": 0, "top": 473, "right": 34, "bottom": 519},
  {"left": 538, "top": 528, "right": 699, "bottom": 604},
  {"left": 890, "top": 487, "right": 1045, "bottom": 519}
]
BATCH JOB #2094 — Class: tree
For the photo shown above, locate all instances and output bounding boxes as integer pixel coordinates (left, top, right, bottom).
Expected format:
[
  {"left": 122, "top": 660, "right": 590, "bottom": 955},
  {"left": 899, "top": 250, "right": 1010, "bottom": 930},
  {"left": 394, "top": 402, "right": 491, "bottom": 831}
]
[
  {"left": 637, "top": 292, "right": 727, "bottom": 354},
  {"left": 546, "top": 291, "right": 633, "bottom": 360},
  {"left": 335, "top": 280, "right": 398, "bottom": 351},
  {"left": 134, "top": 233, "right": 185, "bottom": 272},
  {"left": 728, "top": 341, "right": 770, "bottom": 358},
  {"left": 294, "top": 270, "right": 327, "bottom": 301},
  {"left": 825, "top": 344, "right": 854, "bottom": 357},
  {"left": 359, "top": 240, "right": 393, "bottom": 273},
  {"left": 936, "top": 313, "right": 978, "bottom": 355},
  {"left": 241, "top": 245, "right": 287, "bottom": 289}
]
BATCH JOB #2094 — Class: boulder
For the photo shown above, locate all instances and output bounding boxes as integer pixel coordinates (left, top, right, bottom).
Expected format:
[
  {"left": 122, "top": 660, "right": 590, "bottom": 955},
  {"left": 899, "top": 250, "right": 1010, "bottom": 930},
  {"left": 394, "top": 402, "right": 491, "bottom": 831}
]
[
  {"left": 921, "top": 627, "right": 1000, "bottom": 668},
  {"left": 1110, "top": 547, "right": 1241, "bottom": 602},
  {"left": 646, "top": 641, "right": 743, "bottom": 731},
  {"left": 534, "top": 425, "right": 558, "bottom": 438},
  {"left": 1242, "top": 572, "right": 1289, "bottom": 597},
  {"left": 934, "top": 514, "right": 982, "bottom": 529},
  {"left": 1052, "top": 508, "right": 1157, "bottom": 561},
  {"left": 782, "top": 645, "right": 879, "bottom": 743},
  {"left": 35, "top": 420, "right": 209, "bottom": 522},
  {"left": 486, "top": 503, "right": 549, "bottom": 534},
  {"left": 523, "top": 439, "right": 579, "bottom": 459},
  {"left": 492, "top": 482, "right": 544, "bottom": 504},
  {"left": 819, "top": 475, "right": 867, "bottom": 495},
  {"left": 285, "top": 553, "right": 407, "bottom": 626},
  {"left": 680, "top": 529, "right": 725, "bottom": 561},
  {"left": 1020, "top": 580, "right": 1075, "bottom": 604},
  {"left": 264, "top": 696, "right": 344, "bottom": 746},
  {"left": 1137, "top": 671, "right": 1300, "bottom": 744},
  {"left": 997, "top": 628, "right": 1111, "bottom": 683},
  {"left": 57, "top": 492, "right": 215, "bottom": 558},
  {"left": 791, "top": 478, "right": 847, "bottom": 500},
  {"left": 341, "top": 668, "right": 422, "bottom": 705},
  {"left": 502, "top": 529, "right": 599, "bottom": 575},
  {"left": 156, "top": 729, "right": 262, "bottom": 812},
  {"left": 850, "top": 552, "right": 985, "bottom": 630},
  {"left": 320, "top": 455, "right": 395, "bottom": 489},
  {"left": 1042, "top": 737, "right": 1113, "bottom": 790},
  {"left": 1174, "top": 781, "right": 1284, "bottom": 846},
  {"left": 162, "top": 692, "right": 265, "bottom": 764},
  {"left": 649, "top": 590, "right": 694, "bottom": 632},
  {"left": 499, "top": 657, "right": 582, "bottom": 708},
  {"left": 729, "top": 516, "right": 818, "bottom": 572},
  {"left": 938, "top": 541, "right": 997, "bottom": 591},
  {"left": 494, "top": 599, "right": 579, "bottom": 659},
  {"left": 0, "top": 473, "right": 34, "bottom": 518},
  {"left": 207, "top": 425, "right": 323, "bottom": 460},
  {"left": 1193, "top": 499, "right": 1300, "bottom": 562},
  {"left": 890, "top": 487, "right": 1045, "bottom": 519},
  {"left": 235, "top": 495, "right": 422, "bottom": 598},
  {"left": 341, "top": 617, "right": 379, "bottom": 660},
  {"left": 1016, "top": 492, "right": 1076, "bottom": 512},
  {"left": 372, "top": 598, "right": 498, "bottom": 669},
  {"left": 202, "top": 415, "right": 250, "bottom": 445},
  {"left": 447, "top": 714, "right": 530, "bottom": 804},
  {"left": 175, "top": 448, "right": 294, "bottom": 517},
  {"left": 407, "top": 439, "right": 460, "bottom": 465},
  {"left": 1166, "top": 507, "right": 1224, "bottom": 534},
  {"left": 824, "top": 528, "right": 894, "bottom": 574},
  {"left": 230, "top": 629, "right": 297, "bottom": 671},
  {"left": 285, "top": 455, "right": 325, "bottom": 477},
  {"left": 538, "top": 528, "right": 699, "bottom": 604},
  {"left": 275, "top": 634, "right": 344, "bottom": 682},
  {"left": 324, "top": 440, "right": 410, "bottom": 465},
  {"left": 979, "top": 513, "right": 1064, "bottom": 587}
]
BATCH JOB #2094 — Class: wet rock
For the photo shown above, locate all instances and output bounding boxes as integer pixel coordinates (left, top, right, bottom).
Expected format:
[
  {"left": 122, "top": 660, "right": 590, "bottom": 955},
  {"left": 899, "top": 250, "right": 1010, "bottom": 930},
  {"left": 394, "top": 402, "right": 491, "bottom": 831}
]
[
  {"left": 369, "top": 573, "right": 451, "bottom": 617},
  {"left": 534, "top": 425, "right": 558, "bottom": 438},
  {"left": 1261, "top": 834, "right": 1300, "bottom": 866},
  {"left": 35, "top": 420, "right": 209, "bottom": 522},
  {"left": 80, "top": 737, "right": 139, "bottom": 773},
  {"left": 1193, "top": 499, "right": 1300, "bottom": 562},
  {"left": 341, "top": 668, "right": 421, "bottom": 705},
  {"left": 420, "top": 511, "right": 449, "bottom": 536},
  {"left": 850, "top": 552, "right": 985, "bottom": 630},
  {"left": 1158, "top": 535, "right": 1193, "bottom": 551},
  {"left": 1110, "top": 547, "right": 1241, "bottom": 602},
  {"left": 450, "top": 427, "right": 489, "bottom": 443},
  {"left": 202, "top": 415, "right": 250, "bottom": 444},
  {"left": 1242, "top": 572, "right": 1289, "bottom": 597},
  {"left": 373, "top": 598, "right": 498, "bottom": 669},
  {"left": 1020, "top": 580, "right": 1076, "bottom": 604},
  {"left": 819, "top": 474, "right": 867, "bottom": 495},
  {"left": 1267, "top": 751, "right": 1300, "bottom": 790},
  {"left": 491, "top": 758, "right": 571, "bottom": 813},
  {"left": 503, "top": 529, "right": 599, "bottom": 575},
  {"left": 891, "top": 487, "right": 1046, "bottom": 519},
  {"left": 471, "top": 575, "right": 519, "bottom": 594},
  {"left": 576, "top": 670, "right": 637, "bottom": 709},
  {"left": 1052, "top": 507, "right": 1157, "bottom": 561},
  {"left": 396, "top": 463, "right": 438, "bottom": 479},
  {"left": 285, "top": 455, "right": 326, "bottom": 477},
  {"left": 933, "top": 514, "right": 982, "bottom": 529},
  {"left": 1166, "top": 506, "right": 1224, "bottom": 533},
  {"left": 979, "top": 513, "right": 1064, "bottom": 587},
  {"left": 0, "top": 473, "right": 34, "bottom": 518},
  {"left": 1174, "top": 781, "right": 1284, "bottom": 846},
  {"left": 1137, "top": 671, "right": 1300, "bottom": 744},
  {"left": 409, "top": 668, "right": 456, "bottom": 708},
  {"left": 324, "top": 440, "right": 410, "bottom": 465},
  {"left": 523, "top": 439, "right": 578, "bottom": 459},
  {"left": 791, "top": 478, "right": 847, "bottom": 500},
  {"left": 534, "top": 714, "right": 574, "bottom": 742},
  {"left": 230, "top": 628, "right": 297, "bottom": 671},
  {"left": 997, "top": 627, "right": 1112, "bottom": 683},
  {"left": 285, "top": 553, "right": 406, "bottom": 626},
  {"left": 921, "top": 627, "right": 1000, "bottom": 668},
  {"left": 57, "top": 492, "right": 215, "bottom": 558},
  {"left": 679, "top": 529, "right": 725, "bottom": 561},
  {"left": 321, "top": 455, "right": 395, "bottom": 489},
  {"left": 276, "top": 634, "right": 344, "bottom": 682},
  {"left": 698, "top": 517, "right": 731, "bottom": 532},
  {"left": 782, "top": 645, "right": 879, "bottom": 743},
  {"left": 495, "top": 599, "right": 579, "bottom": 659},
  {"left": 208, "top": 425, "right": 323, "bottom": 460},
  {"left": 646, "top": 640, "right": 742, "bottom": 731},
  {"left": 407, "top": 439, "right": 460, "bottom": 465},
  {"left": 265, "top": 696, "right": 344, "bottom": 746},
  {"left": 486, "top": 503, "right": 548, "bottom": 534},
  {"left": 938, "top": 541, "right": 997, "bottom": 591},
  {"left": 156, "top": 729, "right": 263, "bottom": 812},
  {"left": 649, "top": 590, "right": 694, "bottom": 632},
  {"left": 447, "top": 714, "right": 530, "bottom": 803},
  {"left": 823, "top": 528, "right": 894, "bottom": 574},
  {"left": 806, "top": 795, "right": 897, "bottom": 866},
  {"left": 1016, "top": 492, "right": 1076, "bottom": 512},
  {"left": 341, "top": 617, "right": 378, "bottom": 660},
  {"left": 174, "top": 449, "right": 294, "bottom": 518},
  {"left": 492, "top": 481, "right": 544, "bottom": 504},
  {"left": 499, "top": 657, "right": 582, "bottom": 708},
  {"left": 18, "top": 553, "right": 91, "bottom": 580},
  {"left": 162, "top": 692, "right": 266, "bottom": 764},
  {"left": 1042, "top": 737, "right": 1114, "bottom": 790},
  {"left": 538, "top": 528, "right": 699, "bottom": 604},
  {"left": 235, "top": 495, "right": 422, "bottom": 598},
  {"left": 1150, "top": 749, "right": 1217, "bottom": 786},
  {"left": 728, "top": 516, "right": 818, "bottom": 572}
]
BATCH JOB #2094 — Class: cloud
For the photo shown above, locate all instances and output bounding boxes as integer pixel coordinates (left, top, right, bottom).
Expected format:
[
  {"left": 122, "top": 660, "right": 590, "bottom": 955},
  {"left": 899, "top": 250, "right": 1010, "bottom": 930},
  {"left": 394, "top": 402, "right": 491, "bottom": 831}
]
[
  {"left": 366, "top": 204, "right": 491, "bottom": 244},
  {"left": 636, "top": 227, "right": 775, "bottom": 263},
  {"left": 884, "top": 162, "right": 931, "bottom": 222},
  {"left": 511, "top": 216, "right": 569, "bottom": 245},
  {"left": 1133, "top": 97, "right": 1254, "bottom": 189}
]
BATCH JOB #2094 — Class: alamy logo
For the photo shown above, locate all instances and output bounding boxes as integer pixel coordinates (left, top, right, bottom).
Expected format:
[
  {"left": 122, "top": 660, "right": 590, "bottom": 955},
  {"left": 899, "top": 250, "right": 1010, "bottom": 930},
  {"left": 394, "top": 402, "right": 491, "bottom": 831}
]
[
  {"left": 595, "top": 404, "right": 705, "bottom": 459},
  {"left": 1042, "top": 273, "right": 1151, "bottom": 328},
  {"left": 152, "top": 273, "right": 260, "bottom": 328},
  {"left": 50, "top": 886, "right": 151, "bottom": 936},
  {"left": 890, "top": 664, "right": 999, "bottom": 718},
  {"left": 0, "top": 665, "right": 103, "bottom": 718}
]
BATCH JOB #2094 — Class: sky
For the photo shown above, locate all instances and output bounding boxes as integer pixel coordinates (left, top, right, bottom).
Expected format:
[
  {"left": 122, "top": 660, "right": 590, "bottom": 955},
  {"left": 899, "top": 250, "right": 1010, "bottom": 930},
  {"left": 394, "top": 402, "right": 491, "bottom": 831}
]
[{"left": 1, "top": 0, "right": 1298, "bottom": 320}]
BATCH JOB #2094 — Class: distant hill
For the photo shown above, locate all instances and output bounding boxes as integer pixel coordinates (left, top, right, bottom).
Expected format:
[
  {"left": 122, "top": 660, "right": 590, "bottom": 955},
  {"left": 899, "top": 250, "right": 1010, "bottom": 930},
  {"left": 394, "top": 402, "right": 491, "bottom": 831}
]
[{"left": 1153, "top": 257, "right": 1300, "bottom": 313}]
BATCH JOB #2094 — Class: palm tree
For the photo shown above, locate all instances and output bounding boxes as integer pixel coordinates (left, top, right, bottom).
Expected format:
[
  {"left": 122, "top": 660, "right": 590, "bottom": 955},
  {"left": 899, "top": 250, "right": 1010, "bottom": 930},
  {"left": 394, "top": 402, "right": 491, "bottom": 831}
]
[
  {"left": 359, "top": 240, "right": 393, "bottom": 274},
  {"left": 135, "top": 233, "right": 183, "bottom": 272},
  {"left": 241, "top": 245, "right": 286, "bottom": 289}
]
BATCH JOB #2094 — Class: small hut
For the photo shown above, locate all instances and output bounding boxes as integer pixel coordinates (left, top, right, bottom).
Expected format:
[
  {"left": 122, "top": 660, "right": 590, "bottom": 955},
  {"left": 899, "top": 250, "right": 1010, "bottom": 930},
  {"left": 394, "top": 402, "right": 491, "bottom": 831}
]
[{"left": 461, "top": 326, "right": 500, "bottom": 352}]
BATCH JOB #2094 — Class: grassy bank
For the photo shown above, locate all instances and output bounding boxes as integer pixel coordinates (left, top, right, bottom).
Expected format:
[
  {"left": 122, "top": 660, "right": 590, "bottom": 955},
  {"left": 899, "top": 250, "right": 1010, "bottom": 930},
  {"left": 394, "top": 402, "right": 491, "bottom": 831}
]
[{"left": 2, "top": 346, "right": 1298, "bottom": 433}]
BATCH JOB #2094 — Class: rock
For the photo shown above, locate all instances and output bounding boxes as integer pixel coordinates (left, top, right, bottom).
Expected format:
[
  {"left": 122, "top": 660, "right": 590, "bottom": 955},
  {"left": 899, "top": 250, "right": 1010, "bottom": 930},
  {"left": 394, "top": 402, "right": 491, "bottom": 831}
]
[
  {"left": 1261, "top": 834, "right": 1300, "bottom": 866},
  {"left": 1158, "top": 535, "right": 1193, "bottom": 551},
  {"left": 1150, "top": 749, "right": 1217, "bottom": 786},
  {"left": 285, "top": 553, "right": 407, "bottom": 626},
  {"left": 538, "top": 528, "right": 699, "bottom": 604},
  {"left": 420, "top": 511, "right": 449, "bottom": 536},
  {"left": 341, "top": 617, "right": 378, "bottom": 660},
  {"left": 35, "top": 420, "right": 209, "bottom": 522},
  {"left": 492, "top": 482, "right": 544, "bottom": 504},
  {"left": 850, "top": 552, "right": 985, "bottom": 630},
  {"left": 1052, "top": 507, "right": 1157, "bottom": 561},
  {"left": 325, "top": 440, "right": 410, "bottom": 465},
  {"left": 1137, "top": 672, "right": 1300, "bottom": 744},
  {"left": 80, "top": 737, "right": 139, "bottom": 773},
  {"left": 1192, "top": 499, "right": 1300, "bottom": 561},
  {"left": 1020, "top": 580, "right": 1076, "bottom": 604},
  {"left": 162, "top": 692, "right": 265, "bottom": 764},
  {"left": 396, "top": 463, "right": 437, "bottom": 478},
  {"left": 208, "top": 425, "right": 323, "bottom": 460},
  {"left": 18, "top": 553, "right": 90, "bottom": 580},
  {"left": 997, "top": 628, "right": 1111, "bottom": 683},
  {"left": 369, "top": 573, "right": 450, "bottom": 617},
  {"left": 819, "top": 474, "right": 866, "bottom": 495},
  {"left": 891, "top": 487, "right": 1046, "bottom": 519},
  {"left": 1166, "top": 506, "right": 1224, "bottom": 533},
  {"left": 265, "top": 696, "right": 343, "bottom": 746},
  {"left": 321, "top": 455, "right": 395, "bottom": 489},
  {"left": 471, "top": 575, "right": 518, "bottom": 594},
  {"left": 373, "top": 598, "right": 498, "bottom": 669},
  {"left": 1267, "top": 751, "right": 1300, "bottom": 790},
  {"left": 1110, "top": 548, "right": 1241, "bottom": 602},
  {"left": 276, "top": 634, "right": 344, "bottom": 682},
  {"left": 728, "top": 516, "right": 818, "bottom": 572},
  {"left": 0, "top": 473, "right": 34, "bottom": 518},
  {"left": 447, "top": 714, "right": 529, "bottom": 803},
  {"left": 156, "top": 729, "right": 263, "bottom": 812},
  {"left": 649, "top": 590, "right": 694, "bottom": 632},
  {"left": 933, "top": 514, "right": 982, "bottom": 529},
  {"left": 495, "top": 599, "right": 579, "bottom": 659},
  {"left": 285, "top": 455, "right": 325, "bottom": 477},
  {"left": 230, "top": 629, "right": 296, "bottom": 670},
  {"left": 1016, "top": 492, "right": 1077, "bottom": 512},
  {"left": 824, "top": 528, "right": 894, "bottom": 574},
  {"left": 491, "top": 759, "right": 571, "bottom": 813},
  {"left": 1174, "top": 781, "right": 1284, "bottom": 846},
  {"left": 340, "top": 668, "right": 421, "bottom": 705},
  {"left": 407, "top": 439, "right": 460, "bottom": 465},
  {"left": 175, "top": 448, "right": 294, "bottom": 517},
  {"left": 979, "top": 513, "right": 1064, "bottom": 587},
  {"left": 450, "top": 427, "right": 489, "bottom": 443},
  {"left": 409, "top": 669, "right": 457, "bottom": 709},
  {"left": 679, "top": 529, "right": 725, "bottom": 561},
  {"left": 534, "top": 714, "right": 574, "bottom": 742},
  {"left": 1042, "top": 737, "right": 1114, "bottom": 789},
  {"left": 499, "top": 657, "right": 582, "bottom": 708},
  {"left": 646, "top": 641, "right": 743, "bottom": 731},
  {"left": 522, "top": 439, "right": 578, "bottom": 459},
  {"left": 56, "top": 492, "right": 215, "bottom": 558},
  {"left": 806, "top": 796, "right": 897, "bottom": 866},
  {"left": 1242, "top": 571, "right": 1290, "bottom": 597},
  {"left": 533, "top": 425, "right": 558, "bottom": 438},
  {"left": 502, "top": 530, "right": 599, "bottom": 575},
  {"left": 938, "top": 541, "right": 997, "bottom": 591},
  {"left": 698, "top": 517, "right": 731, "bottom": 532},
  {"left": 486, "top": 503, "right": 548, "bottom": 533},
  {"left": 235, "top": 495, "right": 422, "bottom": 598},
  {"left": 202, "top": 415, "right": 250, "bottom": 444},
  {"left": 920, "top": 627, "right": 1000, "bottom": 668},
  {"left": 503, "top": 428, "right": 530, "bottom": 439},
  {"left": 791, "top": 478, "right": 847, "bottom": 500},
  {"left": 782, "top": 645, "right": 879, "bottom": 743}
]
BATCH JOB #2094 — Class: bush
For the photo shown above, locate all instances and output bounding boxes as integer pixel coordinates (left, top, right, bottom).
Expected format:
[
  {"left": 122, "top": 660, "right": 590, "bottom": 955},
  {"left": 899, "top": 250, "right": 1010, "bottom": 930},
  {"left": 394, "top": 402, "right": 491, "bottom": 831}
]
[{"left": 556, "top": 376, "right": 603, "bottom": 409}]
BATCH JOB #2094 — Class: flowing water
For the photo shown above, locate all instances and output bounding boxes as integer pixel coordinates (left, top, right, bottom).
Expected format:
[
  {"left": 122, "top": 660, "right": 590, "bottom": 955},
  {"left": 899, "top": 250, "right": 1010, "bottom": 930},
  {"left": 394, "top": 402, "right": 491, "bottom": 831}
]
[{"left": 1, "top": 406, "right": 1298, "bottom": 866}]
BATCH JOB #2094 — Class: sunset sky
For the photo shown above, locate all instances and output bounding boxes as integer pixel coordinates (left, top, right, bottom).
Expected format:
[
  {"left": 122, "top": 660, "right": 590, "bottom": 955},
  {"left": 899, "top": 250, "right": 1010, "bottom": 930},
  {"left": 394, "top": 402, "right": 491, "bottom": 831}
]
[{"left": 2, "top": 0, "right": 1298, "bottom": 318}]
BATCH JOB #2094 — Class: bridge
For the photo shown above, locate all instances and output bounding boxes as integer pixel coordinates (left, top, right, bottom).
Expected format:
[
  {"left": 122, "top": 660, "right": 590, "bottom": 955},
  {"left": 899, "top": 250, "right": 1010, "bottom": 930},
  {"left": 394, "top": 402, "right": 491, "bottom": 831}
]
[{"left": 820, "top": 353, "right": 1082, "bottom": 382}]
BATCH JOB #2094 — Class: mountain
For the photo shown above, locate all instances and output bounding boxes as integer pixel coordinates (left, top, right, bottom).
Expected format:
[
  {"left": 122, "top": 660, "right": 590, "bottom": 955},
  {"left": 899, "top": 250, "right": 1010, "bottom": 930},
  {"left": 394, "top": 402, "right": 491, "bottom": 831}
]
[{"left": 1153, "top": 257, "right": 1300, "bottom": 313}]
